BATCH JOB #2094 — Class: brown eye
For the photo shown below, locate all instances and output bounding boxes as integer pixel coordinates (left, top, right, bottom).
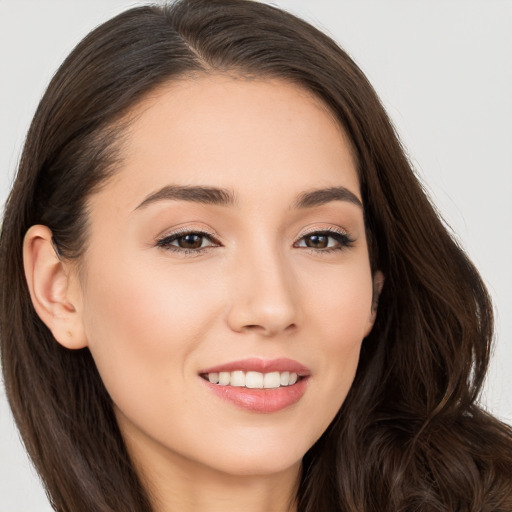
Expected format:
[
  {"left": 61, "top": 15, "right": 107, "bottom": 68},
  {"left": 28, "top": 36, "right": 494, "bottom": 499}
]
[
  {"left": 304, "top": 234, "right": 329, "bottom": 249},
  {"left": 176, "top": 234, "right": 204, "bottom": 249},
  {"left": 156, "top": 231, "right": 218, "bottom": 252},
  {"left": 295, "top": 230, "right": 354, "bottom": 252}
]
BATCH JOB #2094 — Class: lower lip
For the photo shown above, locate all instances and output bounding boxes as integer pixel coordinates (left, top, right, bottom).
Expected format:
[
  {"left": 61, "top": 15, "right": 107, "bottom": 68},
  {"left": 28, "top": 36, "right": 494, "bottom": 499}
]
[{"left": 201, "top": 377, "right": 309, "bottom": 413}]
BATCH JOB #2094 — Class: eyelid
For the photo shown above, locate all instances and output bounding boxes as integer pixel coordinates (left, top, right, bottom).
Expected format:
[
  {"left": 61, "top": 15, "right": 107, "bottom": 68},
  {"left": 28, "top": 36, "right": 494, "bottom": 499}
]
[
  {"left": 154, "top": 224, "right": 355, "bottom": 256},
  {"left": 155, "top": 226, "right": 222, "bottom": 253},
  {"left": 293, "top": 225, "right": 356, "bottom": 252},
  {"left": 156, "top": 226, "right": 218, "bottom": 240},
  {"left": 296, "top": 225, "right": 350, "bottom": 239}
]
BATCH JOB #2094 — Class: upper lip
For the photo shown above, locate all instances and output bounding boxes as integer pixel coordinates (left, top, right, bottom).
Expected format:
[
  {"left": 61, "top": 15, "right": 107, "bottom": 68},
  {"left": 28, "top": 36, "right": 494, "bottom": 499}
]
[{"left": 199, "top": 357, "right": 311, "bottom": 376}]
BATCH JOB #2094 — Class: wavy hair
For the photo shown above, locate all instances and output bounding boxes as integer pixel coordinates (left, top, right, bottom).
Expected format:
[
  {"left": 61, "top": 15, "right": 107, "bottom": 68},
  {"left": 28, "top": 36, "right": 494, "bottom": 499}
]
[{"left": 1, "top": 1, "right": 511, "bottom": 511}]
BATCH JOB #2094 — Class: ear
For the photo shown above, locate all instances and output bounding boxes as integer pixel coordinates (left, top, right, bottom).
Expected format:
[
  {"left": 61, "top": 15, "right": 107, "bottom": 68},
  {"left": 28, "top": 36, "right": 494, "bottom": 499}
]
[
  {"left": 364, "top": 270, "right": 385, "bottom": 336},
  {"left": 23, "top": 225, "right": 87, "bottom": 349}
]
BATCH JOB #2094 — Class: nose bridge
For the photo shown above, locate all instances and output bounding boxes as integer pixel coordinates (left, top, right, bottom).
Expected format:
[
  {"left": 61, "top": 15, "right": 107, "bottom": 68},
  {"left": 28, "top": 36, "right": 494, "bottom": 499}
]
[{"left": 226, "top": 236, "right": 299, "bottom": 335}]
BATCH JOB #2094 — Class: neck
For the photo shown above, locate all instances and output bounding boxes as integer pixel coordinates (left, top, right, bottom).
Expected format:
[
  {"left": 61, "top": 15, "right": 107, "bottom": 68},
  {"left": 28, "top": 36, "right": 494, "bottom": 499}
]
[
  {"left": 121, "top": 425, "right": 301, "bottom": 512},
  {"left": 138, "top": 450, "right": 300, "bottom": 512}
]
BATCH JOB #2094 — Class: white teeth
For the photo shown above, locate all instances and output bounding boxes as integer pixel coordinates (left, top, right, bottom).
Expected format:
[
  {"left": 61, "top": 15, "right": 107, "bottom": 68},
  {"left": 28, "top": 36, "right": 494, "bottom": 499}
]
[
  {"left": 205, "top": 370, "right": 300, "bottom": 388},
  {"left": 230, "top": 371, "right": 245, "bottom": 387},
  {"left": 219, "top": 372, "right": 230, "bottom": 385},
  {"left": 245, "top": 371, "right": 264, "bottom": 389},
  {"left": 263, "top": 371, "right": 281, "bottom": 389}
]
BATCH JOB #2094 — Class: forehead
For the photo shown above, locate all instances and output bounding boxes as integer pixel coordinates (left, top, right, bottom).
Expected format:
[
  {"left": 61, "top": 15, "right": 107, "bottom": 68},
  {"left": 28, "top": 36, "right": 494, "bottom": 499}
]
[{"left": 92, "top": 74, "right": 360, "bottom": 213}]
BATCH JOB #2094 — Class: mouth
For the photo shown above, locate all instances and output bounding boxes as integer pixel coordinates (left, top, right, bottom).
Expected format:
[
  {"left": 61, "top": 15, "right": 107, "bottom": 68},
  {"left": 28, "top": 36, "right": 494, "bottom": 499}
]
[
  {"left": 200, "top": 370, "right": 304, "bottom": 388},
  {"left": 199, "top": 358, "right": 310, "bottom": 413}
]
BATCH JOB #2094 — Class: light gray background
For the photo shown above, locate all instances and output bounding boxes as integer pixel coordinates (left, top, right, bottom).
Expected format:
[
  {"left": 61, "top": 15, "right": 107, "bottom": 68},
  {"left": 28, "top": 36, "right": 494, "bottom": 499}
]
[{"left": 1, "top": 1, "right": 511, "bottom": 510}]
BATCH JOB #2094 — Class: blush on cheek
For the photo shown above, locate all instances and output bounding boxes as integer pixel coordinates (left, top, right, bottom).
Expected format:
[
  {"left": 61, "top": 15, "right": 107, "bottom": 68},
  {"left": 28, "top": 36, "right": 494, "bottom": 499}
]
[
  {"left": 312, "top": 273, "right": 374, "bottom": 341},
  {"left": 81, "top": 255, "right": 221, "bottom": 404}
]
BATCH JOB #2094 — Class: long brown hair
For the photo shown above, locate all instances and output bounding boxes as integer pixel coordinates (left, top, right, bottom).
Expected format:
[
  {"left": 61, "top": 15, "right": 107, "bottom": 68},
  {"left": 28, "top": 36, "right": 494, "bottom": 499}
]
[{"left": 1, "top": 1, "right": 511, "bottom": 511}]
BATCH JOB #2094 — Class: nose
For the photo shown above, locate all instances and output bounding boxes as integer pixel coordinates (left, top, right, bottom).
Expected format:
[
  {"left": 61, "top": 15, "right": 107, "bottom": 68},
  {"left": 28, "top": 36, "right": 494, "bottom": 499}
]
[{"left": 226, "top": 247, "right": 300, "bottom": 337}]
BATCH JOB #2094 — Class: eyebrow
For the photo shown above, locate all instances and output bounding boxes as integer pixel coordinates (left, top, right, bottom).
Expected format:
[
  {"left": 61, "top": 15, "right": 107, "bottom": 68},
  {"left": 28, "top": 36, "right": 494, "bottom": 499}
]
[
  {"left": 293, "top": 186, "right": 363, "bottom": 209},
  {"left": 134, "top": 184, "right": 362, "bottom": 211},
  {"left": 135, "top": 185, "right": 237, "bottom": 210}
]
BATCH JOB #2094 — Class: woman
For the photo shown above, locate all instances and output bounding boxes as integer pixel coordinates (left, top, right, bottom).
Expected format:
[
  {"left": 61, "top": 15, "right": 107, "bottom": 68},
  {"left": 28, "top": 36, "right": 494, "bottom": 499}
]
[{"left": 1, "top": 1, "right": 511, "bottom": 511}]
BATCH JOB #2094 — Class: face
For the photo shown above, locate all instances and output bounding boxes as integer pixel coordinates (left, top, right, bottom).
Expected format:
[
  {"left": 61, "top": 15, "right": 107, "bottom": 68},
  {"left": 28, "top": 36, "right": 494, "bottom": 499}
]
[{"left": 74, "top": 75, "right": 379, "bottom": 478}]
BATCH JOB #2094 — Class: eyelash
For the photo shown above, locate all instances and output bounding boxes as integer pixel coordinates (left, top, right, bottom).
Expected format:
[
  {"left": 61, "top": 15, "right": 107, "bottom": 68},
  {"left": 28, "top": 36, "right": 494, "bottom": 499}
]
[
  {"left": 155, "top": 227, "right": 355, "bottom": 256},
  {"left": 155, "top": 228, "right": 219, "bottom": 256},
  {"left": 294, "top": 228, "right": 355, "bottom": 253}
]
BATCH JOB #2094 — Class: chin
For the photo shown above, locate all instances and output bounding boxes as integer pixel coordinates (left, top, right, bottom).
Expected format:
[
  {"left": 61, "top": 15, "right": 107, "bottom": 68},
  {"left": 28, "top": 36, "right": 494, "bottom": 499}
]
[
  {"left": 212, "top": 453, "right": 303, "bottom": 478},
  {"left": 195, "top": 433, "right": 312, "bottom": 477}
]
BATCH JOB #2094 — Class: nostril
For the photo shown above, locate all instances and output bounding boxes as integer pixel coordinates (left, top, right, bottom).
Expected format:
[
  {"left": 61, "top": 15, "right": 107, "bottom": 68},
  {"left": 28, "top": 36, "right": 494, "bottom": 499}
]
[{"left": 241, "top": 322, "right": 296, "bottom": 336}]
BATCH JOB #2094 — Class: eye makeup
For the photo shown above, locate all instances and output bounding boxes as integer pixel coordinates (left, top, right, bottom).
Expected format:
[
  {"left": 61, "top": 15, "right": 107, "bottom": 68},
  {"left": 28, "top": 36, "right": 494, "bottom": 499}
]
[
  {"left": 156, "top": 227, "right": 221, "bottom": 256},
  {"left": 293, "top": 227, "right": 355, "bottom": 255},
  {"left": 155, "top": 224, "right": 355, "bottom": 257}
]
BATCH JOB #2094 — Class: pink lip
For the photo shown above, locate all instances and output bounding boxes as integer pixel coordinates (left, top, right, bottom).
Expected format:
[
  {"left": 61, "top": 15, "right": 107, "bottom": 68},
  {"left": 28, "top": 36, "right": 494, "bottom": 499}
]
[
  {"left": 199, "top": 358, "right": 311, "bottom": 413},
  {"left": 199, "top": 357, "right": 311, "bottom": 376}
]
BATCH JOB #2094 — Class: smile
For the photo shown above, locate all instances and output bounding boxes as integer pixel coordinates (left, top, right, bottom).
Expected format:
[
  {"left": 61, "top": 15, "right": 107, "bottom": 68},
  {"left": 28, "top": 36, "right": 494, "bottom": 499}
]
[
  {"left": 202, "top": 370, "right": 300, "bottom": 388},
  {"left": 199, "top": 358, "right": 310, "bottom": 413}
]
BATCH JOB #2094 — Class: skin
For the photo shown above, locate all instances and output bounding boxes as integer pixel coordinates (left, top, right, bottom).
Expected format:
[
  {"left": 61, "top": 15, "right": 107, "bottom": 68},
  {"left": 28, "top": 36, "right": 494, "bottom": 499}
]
[{"left": 24, "top": 75, "right": 382, "bottom": 512}]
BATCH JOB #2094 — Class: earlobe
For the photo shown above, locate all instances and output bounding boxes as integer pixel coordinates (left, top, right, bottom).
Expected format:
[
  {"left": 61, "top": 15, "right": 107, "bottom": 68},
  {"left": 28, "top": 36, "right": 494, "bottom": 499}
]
[{"left": 23, "top": 225, "right": 87, "bottom": 349}]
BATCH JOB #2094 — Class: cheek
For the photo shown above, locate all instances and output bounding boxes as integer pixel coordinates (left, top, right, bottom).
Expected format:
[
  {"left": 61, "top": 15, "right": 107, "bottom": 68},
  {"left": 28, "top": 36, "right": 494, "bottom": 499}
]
[
  {"left": 303, "top": 255, "right": 374, "bottom": 344},
  {"left": 80, "top": 254, "right": 222, "bottom": 409},
  {"left": 300, "top": 258, "right": 374, "bottom": 417}
]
